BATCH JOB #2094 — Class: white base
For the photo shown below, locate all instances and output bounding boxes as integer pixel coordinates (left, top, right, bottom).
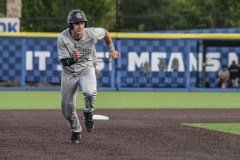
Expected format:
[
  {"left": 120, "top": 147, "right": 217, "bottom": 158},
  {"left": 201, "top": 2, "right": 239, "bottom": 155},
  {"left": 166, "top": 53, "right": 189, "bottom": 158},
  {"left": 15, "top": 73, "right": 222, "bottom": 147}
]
[{"left": 92, "top": 114, "right": 109, "bottom": 120}]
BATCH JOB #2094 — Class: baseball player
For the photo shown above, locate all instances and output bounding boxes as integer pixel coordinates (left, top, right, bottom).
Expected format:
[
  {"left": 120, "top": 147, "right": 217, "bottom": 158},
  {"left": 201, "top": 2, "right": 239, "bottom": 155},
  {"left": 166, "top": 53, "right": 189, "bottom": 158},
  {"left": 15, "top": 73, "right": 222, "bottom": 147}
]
[{"left": 57, "top": 9, "right": 119, "bottom": 144}]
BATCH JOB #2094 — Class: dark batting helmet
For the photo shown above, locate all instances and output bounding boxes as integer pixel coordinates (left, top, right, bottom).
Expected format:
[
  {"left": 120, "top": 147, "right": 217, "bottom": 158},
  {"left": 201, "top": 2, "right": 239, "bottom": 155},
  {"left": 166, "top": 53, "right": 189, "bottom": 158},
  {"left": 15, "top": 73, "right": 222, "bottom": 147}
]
[{"left": 67, "top": 9, "right": 88, "bottom": 28}]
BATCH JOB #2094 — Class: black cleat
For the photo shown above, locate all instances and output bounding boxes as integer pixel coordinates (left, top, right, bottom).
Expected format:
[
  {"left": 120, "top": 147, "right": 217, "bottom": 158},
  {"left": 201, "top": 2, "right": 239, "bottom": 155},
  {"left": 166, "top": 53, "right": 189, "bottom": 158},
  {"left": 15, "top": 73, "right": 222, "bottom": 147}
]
[
  {"left": 69, "top": 132, "right": 81, "bottom": 144},
  {"left": 83, "top": 111, "right": 94, "bottom": 132}
]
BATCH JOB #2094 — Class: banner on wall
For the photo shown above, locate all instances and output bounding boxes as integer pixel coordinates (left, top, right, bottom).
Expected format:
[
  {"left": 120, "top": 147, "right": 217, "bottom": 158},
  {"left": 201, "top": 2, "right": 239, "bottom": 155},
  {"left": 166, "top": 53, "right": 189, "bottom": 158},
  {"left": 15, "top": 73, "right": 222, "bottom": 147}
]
[
  {"left": 0, "top": 18, "right": 20, "bottom": 32},
  {"left": 0, "top": 37, "right": 240, "bottom": 88}
]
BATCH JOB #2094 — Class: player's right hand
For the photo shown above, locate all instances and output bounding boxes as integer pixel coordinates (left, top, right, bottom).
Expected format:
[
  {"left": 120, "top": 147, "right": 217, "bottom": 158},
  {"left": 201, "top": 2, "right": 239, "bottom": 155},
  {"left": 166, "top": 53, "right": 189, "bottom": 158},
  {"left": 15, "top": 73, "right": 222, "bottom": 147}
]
[
  {"left": 73, "top": 50, "right": 81, "bottom": 61},
  {"left": 109, "top": 50, "right": 120, "bottom": 59}
]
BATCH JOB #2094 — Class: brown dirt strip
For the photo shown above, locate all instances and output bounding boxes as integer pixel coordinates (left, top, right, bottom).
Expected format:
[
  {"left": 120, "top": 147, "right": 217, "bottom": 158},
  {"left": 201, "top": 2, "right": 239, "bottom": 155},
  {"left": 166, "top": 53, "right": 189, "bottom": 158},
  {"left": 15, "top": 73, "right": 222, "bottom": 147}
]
[{"left": 0, "top": 109, "right": 240, "bottom": 160}]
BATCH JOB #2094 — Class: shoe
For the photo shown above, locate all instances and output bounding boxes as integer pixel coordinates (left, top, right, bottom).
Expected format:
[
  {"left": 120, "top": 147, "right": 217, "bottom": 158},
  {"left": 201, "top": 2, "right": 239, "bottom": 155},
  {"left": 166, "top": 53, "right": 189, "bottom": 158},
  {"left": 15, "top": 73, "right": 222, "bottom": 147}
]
[
  {"left": 69, "top": 132, "right": 81, "bottom": 144},
  {"left": 83, "top": 111, "right": 94, "bottom": 132}
]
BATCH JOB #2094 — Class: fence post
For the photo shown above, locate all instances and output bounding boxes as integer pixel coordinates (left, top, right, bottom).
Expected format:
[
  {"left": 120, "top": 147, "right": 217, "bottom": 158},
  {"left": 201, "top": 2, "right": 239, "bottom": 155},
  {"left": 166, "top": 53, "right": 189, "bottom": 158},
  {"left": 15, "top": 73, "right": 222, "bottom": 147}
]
[
  {"left": 185, "top": 39, "right": 191, "bottom": 91},
  {"left": 21, "top": 38, "right": 26, "bottom": 90}
]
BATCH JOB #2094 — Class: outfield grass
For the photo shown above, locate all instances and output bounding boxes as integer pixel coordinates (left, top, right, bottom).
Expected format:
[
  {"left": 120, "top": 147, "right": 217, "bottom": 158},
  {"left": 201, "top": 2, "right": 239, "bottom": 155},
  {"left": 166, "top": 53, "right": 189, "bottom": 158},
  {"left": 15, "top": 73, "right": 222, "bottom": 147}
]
[
  {"left": 183, "top": 123, "right": 240, "bottom": 136},
  {"left": 0, "top": 91, "right": 240, "bottom": 109}
]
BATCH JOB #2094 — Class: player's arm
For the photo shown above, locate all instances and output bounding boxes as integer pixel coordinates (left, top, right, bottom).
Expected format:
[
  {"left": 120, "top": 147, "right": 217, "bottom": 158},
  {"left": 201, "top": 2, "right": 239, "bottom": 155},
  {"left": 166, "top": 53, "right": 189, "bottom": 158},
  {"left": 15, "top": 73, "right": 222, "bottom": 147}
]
[
  {"left": 57, "top": 36, "right": 81, "bottom": 66},
  {"left": 60, "top": 57, "right": 76, "bottom": 66},
  {"left": 60, "top": 50, "right": 81, "bottom": 66},
  {"left": 104, "top": 30, "right": 120, "bottom": 59}
]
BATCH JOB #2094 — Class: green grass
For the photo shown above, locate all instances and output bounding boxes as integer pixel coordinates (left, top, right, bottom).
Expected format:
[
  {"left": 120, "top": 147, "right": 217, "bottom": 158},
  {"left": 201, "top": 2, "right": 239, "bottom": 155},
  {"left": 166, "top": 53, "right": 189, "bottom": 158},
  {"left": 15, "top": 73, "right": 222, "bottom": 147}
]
[
  {"left": 0, "top": 91, "right": 240, "bottom": 109},
  {"left": 183, "top": 123, "right": 240, "bottom": 135}
]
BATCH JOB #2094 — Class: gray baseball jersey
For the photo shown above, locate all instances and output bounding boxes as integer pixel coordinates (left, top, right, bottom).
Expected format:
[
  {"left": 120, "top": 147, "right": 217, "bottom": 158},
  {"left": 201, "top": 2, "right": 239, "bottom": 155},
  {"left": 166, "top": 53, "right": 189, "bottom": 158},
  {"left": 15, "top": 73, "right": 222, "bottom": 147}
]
[
  {"left": 57, "top": 27, "right": 106, "bottom": 73},
  {"left": 57, "top": 27, "right": 105, "bottom": 133}
]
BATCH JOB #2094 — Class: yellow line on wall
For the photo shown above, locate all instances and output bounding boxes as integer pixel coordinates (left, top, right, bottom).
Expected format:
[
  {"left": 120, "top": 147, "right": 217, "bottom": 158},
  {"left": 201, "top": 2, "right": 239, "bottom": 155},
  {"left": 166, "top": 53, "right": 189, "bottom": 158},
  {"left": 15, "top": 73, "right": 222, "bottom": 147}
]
[
  {"left": 0, "top": 32, "right": 240, "bottom": 40},
  {"left": 0, "top": 32, "right": 59, "bottom": 38},
  {"left": 110, "top": 32, "right": 240, "bottom": 40}
]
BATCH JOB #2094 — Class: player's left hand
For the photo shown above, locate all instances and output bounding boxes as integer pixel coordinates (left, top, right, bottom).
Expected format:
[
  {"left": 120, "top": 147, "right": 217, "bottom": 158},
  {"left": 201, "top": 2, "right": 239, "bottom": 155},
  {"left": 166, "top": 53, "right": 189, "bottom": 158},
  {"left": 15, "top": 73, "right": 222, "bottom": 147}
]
[{"left": 109, "top": 50, "right": 120, "bottom": 59}]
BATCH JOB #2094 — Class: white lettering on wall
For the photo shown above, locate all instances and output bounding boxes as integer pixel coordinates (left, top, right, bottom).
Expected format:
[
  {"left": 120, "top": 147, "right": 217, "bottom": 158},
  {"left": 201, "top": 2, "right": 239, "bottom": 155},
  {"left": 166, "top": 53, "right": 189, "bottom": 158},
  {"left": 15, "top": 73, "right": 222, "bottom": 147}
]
[
  {"left": 151, "top": 52, "right": 166, "bottom": 71},
  {"left": 25, "top": 50, "right": 238, "bottom": 73},
  {"left": 167, "top": 52, "right": 184, "bottom": 72},
  {"left": 34, "top": 51, "right": 51, "bottom": 71},
  {"left": 127, "top": 51, "right": 227, "bottom": 72},
  {"left": 26, "top": 51, "right": 33, "bottom": 70},
  {"left": 206, "top": 52, "right": 220, "bottom": 72},
  {"left": 189, "top": 53, "right": 203, "bottom": 72},
  {"left": 128, "top": 52, "right": 149, "bottom": 71}
]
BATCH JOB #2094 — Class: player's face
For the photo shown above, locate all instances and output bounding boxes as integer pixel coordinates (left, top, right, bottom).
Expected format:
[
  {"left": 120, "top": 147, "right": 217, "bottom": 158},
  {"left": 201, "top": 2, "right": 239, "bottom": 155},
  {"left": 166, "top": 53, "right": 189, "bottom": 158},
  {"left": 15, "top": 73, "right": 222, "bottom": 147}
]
[{"left": 72, "top": 22, "right": 85, "bottom": 39}]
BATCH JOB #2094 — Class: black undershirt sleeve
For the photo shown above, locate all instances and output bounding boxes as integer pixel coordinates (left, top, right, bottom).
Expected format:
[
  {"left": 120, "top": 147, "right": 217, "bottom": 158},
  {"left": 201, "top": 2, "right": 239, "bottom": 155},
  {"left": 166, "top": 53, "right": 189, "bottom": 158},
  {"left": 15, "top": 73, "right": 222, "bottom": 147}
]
[{"left": 60, "top": 57, "right": 77, "bottom": 66}]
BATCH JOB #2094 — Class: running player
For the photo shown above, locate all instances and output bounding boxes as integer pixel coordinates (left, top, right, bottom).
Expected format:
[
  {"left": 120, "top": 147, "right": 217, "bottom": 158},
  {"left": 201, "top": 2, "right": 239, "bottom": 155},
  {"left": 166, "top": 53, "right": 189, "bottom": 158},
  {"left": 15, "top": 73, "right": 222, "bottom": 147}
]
[{"left": 57, "top": 9, "right": 119, "bottom": 144}]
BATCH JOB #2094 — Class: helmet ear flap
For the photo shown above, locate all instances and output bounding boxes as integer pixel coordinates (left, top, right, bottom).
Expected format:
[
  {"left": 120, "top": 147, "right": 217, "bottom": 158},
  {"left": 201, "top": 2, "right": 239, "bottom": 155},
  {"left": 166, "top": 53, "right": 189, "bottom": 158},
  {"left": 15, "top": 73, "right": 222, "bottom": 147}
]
[{"left": 69, "top": 23, "right": 73, "bottom": 30}]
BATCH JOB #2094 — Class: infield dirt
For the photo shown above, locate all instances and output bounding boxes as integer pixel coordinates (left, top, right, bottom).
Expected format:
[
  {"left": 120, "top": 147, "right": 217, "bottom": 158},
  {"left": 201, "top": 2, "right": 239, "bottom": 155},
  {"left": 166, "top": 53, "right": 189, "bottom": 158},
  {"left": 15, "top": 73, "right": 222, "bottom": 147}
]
[{"left": 0, "top": 109, "right": 240, "bottom": 160}]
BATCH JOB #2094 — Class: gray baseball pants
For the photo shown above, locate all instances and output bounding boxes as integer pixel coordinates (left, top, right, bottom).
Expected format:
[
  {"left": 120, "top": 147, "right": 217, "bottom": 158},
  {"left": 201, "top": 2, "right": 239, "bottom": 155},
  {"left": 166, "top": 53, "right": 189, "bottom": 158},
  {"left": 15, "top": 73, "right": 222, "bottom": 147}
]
[{"left": 61, "top": 66, "right": 97, "bottom": 133}]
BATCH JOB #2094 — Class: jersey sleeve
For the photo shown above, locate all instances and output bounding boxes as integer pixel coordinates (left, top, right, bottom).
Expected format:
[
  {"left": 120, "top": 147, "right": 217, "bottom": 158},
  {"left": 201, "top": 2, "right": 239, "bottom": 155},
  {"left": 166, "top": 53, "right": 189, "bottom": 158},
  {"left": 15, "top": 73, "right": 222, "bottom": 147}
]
[
  {"left": 57, "top": 35, "right": 70, "bottom": 60},
  {"left": 88, "top": 27, "right": 106, "bottom": 43}
]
